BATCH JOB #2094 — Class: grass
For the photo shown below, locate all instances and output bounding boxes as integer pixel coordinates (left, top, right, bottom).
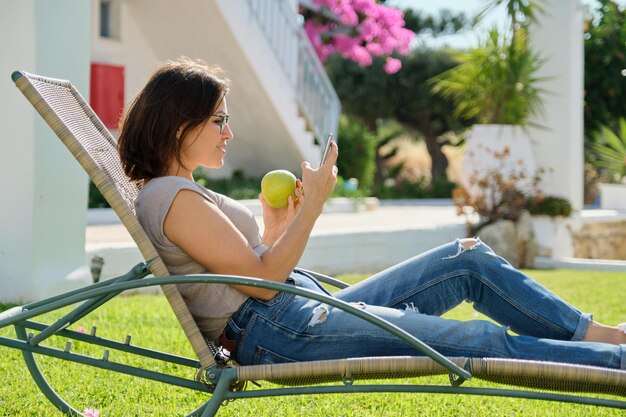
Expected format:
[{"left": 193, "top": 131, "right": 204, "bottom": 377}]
[{"left": 0, "top": 269, "right": 625, "bottom": 416}]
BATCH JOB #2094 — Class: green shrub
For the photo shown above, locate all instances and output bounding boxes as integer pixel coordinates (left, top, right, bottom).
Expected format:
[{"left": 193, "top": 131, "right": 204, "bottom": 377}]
[
  {"left": 88, "top": 171, "right": 261, "bottom": 209},
  {"left": 195, "top": 170, "right": 261, "bottom": 200},
  {"left": 527, "top": 195, "right": 573, "bottom": 217},
  {"left": 87, "top": 171, "right": 374, "bottom": 209},
  {"left": 336, "top": 115, "right": 377, "bottom": 193},
  {"left": 88, "top": 180, "right": 110, "bottom": 208},
  {"left": 430, "top": 177, "right": 457, "bottom": 198},
  {"left": 331, "top": 176, "right": 368, "bottom": 199},
  {"left": 372, "top": 177, "right": 456, "bottom": 199}
]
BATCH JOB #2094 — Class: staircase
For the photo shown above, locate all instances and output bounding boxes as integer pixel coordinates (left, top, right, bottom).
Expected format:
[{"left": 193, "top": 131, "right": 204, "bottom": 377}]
[
  {"left": 216, "top": 0, "right": 341, "bottom": 175},
  {"left": 245, "top": 0, "right": 340, "bottom": 146}
]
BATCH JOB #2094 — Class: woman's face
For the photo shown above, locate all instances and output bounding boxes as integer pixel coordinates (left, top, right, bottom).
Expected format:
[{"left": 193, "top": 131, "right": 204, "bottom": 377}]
[{"left": 179, "top": 98, "right": 233, "bottom": 173}]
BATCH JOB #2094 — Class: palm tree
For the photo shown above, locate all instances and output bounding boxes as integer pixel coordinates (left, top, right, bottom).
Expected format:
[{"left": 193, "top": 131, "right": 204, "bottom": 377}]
[{"left": 591, "top": 118, "right": 626, "bottom": 183}]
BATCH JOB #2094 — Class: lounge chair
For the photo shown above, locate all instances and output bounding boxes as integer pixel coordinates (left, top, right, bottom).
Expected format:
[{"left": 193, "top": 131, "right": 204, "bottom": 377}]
[{"left": 1, "top": 70, "right": 624, "bottom": 416}]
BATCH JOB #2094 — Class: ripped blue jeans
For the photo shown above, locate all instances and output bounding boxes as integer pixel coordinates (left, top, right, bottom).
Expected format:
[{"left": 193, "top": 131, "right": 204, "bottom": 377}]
[{"left": 225, "top": 239, "right": 625, "bottom": 369}]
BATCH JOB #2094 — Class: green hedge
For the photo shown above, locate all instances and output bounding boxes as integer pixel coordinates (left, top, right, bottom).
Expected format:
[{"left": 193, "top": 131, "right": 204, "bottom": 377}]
[
  {"left": 195, "top": 171, "right": 260, "bottom": 200},
  {"left": 372, "top": 177, "right": 456, "bottom": 199},
  {"left": 336, "top": 114, "right": 377, "bottom": 193}
]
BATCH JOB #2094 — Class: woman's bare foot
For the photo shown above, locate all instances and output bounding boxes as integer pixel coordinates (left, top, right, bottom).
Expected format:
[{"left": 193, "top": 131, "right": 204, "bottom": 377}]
[{"left": 583, "top": 321, "right": 626, "bottom": 344}]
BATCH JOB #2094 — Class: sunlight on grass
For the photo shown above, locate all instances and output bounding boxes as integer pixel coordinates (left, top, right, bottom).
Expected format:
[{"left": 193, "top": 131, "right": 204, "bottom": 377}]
[{"left": 0, "top": 269, "right": 624, "bottom": 416}]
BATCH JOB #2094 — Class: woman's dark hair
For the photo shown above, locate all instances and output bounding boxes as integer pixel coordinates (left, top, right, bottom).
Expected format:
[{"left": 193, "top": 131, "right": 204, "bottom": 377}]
[{"left": 118, "top": 57, "right": 230, "bottom": 181}]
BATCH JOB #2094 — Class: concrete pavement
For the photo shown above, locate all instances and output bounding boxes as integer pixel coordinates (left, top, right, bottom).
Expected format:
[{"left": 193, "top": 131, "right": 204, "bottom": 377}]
[
  {"left": 86, "top": 200, "right": 471, "bottom": 279},
  {"left": 86, "top": 200, "right": 468, "bottom": 244}
]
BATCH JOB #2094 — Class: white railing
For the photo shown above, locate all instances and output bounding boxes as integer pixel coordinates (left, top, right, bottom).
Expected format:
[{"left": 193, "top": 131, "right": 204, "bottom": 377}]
[{"left": 245, "top": 0, "right": 341, "bottom": 147}]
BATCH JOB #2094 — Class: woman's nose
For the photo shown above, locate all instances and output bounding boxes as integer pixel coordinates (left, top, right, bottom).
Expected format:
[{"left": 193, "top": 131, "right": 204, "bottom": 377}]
[{"left": 223, "top": 122, "right": 234, "bottom": 140}]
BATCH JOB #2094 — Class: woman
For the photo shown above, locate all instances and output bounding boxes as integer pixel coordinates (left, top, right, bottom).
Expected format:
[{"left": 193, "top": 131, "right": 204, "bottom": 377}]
[{"left": 118, "top": 58, "right": 626, "bottom": 370}]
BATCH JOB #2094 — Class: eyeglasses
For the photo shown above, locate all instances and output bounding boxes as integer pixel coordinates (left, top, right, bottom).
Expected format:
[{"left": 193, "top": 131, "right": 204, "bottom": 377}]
[{"left": 213, "top": 113, "right": 230, "bottom": 134}]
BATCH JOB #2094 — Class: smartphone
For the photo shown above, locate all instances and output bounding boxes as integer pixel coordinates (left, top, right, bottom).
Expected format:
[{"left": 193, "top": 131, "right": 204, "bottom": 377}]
[{"left": 320, "top": 133, "right": 335, "bottom": 167}]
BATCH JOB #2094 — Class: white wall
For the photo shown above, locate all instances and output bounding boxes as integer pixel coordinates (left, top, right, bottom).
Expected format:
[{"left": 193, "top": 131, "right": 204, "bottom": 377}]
[
  {"left": 0, "top": 1, "right": 91, "bottom": 302},
  {"left": 530, "top": 0, "right": 585, "bottom": 209},
  {"left": 91, "top": 0, "right": 158, "bottom": 104}
]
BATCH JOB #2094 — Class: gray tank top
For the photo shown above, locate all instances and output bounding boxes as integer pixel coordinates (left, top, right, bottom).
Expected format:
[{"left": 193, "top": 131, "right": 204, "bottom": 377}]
[{"left": 134, "top": 176, "right": 267, "bottom": 341}]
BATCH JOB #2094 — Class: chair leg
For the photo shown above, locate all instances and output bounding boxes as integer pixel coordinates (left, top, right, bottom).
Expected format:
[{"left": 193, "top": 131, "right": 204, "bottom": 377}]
[
  {"left": 185, "top": 401, "right": 207, "bottom": 417},
  {"left": 198, "top": 368, "right": 238, "bottom": 417},
  {"left": 15, "top": 326, "right": 83, "bottom": 416}
]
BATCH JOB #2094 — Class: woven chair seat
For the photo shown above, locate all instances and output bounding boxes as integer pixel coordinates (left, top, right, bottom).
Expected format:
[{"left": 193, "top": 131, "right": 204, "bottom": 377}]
[{"left": 238, "top": 356, "right": 626, "bottom": 396}]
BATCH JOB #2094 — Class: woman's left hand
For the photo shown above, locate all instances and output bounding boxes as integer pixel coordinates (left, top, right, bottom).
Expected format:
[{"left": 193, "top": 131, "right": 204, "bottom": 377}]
[{"left": 260, "top": 179, "right": 303, "bottom": 246}]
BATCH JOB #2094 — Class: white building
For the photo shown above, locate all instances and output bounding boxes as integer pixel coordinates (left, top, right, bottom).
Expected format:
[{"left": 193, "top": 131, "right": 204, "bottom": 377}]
[
  {"left": 0, "top": 0, "right": 340, "bottom": 302},
  {"left": 93, "top": 0, "right": 339, "bottom": 177}
]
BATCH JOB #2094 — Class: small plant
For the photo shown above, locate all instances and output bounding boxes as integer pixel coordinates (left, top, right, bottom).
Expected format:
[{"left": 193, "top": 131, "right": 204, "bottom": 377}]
[
  {"left": 431, "top": 28, "right": 544, "bottom": 126},
  {"left": 331, "top": 176, "right": 367, "bottom": 199},
  {"left": 452, "top": 146, "right": 540, "bottom": 224},
  {"left": 430, "top": 0, "right": 547, "bottom": 127},
  {"left": 452, "top": 145, "right": 569, "bottom": 232}
]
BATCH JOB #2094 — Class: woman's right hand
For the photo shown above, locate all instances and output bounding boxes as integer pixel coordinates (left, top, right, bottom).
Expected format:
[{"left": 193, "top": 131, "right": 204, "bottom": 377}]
[{"left": 299, "top": 140, "right": 338, "bottom": 213}]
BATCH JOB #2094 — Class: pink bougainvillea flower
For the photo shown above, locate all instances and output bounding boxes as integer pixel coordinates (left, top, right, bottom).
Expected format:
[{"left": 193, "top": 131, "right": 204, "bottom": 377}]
[
  {"left": 360, "top": 18, "right": 380, "bottom": 42},
  {"left": 365, "top": 42, "right": 384, "bottom": 56},
  {"left": 304, "top": 0, "right": 414, "bottom": 73},
  {"left": 84, "top": 408, "right": 100, "bottom": 417},
  {"left": 351, "top": 46, "right": 373, "bottom": 67},
  {"left": 76, "top": 326, "right": 86, "bottom": 334},
  {"left": 383, "top": 57, "right": 402, "bottom": 74},
  {"left": 337, "top": 7, "right": 359, "bottom": 26},
  {"left": 334, "top": 34, "right": 360, "bottom": 57}
]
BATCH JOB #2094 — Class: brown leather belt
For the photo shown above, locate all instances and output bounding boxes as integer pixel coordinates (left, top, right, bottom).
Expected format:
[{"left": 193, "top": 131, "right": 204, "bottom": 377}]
[{"left": 218, "top": 329, "right": 238, "bottom": 353}]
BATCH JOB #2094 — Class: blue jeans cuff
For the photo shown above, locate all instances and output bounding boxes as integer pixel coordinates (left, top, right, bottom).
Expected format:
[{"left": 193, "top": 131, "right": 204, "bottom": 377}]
[{"left": 571, "top": 312, "right": 592, "bottom": 341}]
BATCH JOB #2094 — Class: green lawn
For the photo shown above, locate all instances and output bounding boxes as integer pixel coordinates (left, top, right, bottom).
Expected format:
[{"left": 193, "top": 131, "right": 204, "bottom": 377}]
[{"left": 0, "top": 269, "right": 624, "bottom": 416}]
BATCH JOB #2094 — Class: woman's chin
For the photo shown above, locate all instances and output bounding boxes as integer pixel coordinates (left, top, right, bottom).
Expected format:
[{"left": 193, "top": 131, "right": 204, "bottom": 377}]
[{"left": 202, "top": 159, "right": 225, "bottom": 170}]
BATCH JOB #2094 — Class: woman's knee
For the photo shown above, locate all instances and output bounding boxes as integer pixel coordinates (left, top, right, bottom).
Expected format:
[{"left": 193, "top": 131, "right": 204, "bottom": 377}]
[
  {"left": 441, "top": 238, "right": 493, "bottom": 265},
  {"left": 460, "top": 238, "right": 480, "bottom": 249}
]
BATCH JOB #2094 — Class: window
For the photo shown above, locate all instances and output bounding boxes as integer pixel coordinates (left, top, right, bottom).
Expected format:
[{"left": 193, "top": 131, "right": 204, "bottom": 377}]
[{"left": 99, "top": 0, "right": 120, "bottom": 39}]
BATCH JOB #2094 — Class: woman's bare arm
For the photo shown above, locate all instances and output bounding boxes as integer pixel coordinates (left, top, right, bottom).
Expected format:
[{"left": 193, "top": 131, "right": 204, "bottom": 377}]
[{"left": 164, "top": 142, "right": 338, "bottom": 299}]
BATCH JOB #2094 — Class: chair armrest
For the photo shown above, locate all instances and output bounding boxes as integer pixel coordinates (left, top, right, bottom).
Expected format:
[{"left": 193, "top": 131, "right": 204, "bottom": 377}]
[
  {"left": 295, "top": 268, "right": 350, "bottom": 289},
  {"left": 0, "top": 306, "right": 24, "bottom": 324}
]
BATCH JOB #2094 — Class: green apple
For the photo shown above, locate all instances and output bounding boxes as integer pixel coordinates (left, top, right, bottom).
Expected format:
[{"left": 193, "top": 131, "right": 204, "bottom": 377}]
[{"left": 261, "top": 170, "right": 297, "bottom": 209}]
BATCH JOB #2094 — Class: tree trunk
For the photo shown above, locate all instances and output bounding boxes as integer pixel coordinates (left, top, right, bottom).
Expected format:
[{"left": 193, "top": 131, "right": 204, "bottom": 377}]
[
  {"left": 424, "top": 134, "right": 449, "bottom": 181},
  {"left": 373, "top": 146, "right": 388, "bottom": 184}
]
